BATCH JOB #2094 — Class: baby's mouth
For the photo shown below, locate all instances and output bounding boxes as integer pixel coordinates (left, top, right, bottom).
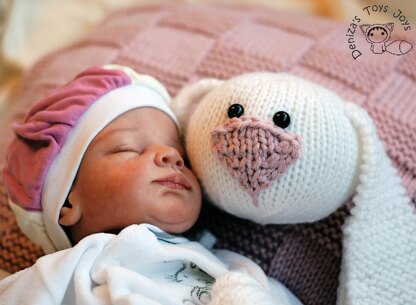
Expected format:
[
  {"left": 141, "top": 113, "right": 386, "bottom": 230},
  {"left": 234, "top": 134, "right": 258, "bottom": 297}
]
[{"left": 153, "top": 173, "right": 192, "bottom": 190}]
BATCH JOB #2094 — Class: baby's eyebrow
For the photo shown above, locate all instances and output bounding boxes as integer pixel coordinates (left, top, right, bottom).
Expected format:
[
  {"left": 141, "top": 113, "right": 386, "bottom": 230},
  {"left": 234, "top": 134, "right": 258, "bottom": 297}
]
[{"left": 94, "top": 127, "right": 139, "bottom": 144}]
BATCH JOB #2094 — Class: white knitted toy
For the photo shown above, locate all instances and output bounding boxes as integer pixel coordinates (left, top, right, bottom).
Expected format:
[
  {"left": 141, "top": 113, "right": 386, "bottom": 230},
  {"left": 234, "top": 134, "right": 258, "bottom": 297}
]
[{"left": 173, "top": 73, "right": 416, "bottom": 305}]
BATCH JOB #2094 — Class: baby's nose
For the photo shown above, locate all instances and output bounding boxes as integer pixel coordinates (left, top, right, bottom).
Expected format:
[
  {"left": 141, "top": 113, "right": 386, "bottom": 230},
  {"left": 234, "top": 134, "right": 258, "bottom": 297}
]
[
  {"left": 155, "top": 146, "right": 184, "bottom": 169},
  {"left": 211, "top": 117, "right": 302, "bottom": 206}
]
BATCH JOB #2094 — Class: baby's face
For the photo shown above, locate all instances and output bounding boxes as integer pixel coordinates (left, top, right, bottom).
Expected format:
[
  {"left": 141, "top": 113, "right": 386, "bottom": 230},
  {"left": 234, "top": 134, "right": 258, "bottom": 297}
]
[{"left": 63, "top": 107, "right": 202, "bottom": 243}]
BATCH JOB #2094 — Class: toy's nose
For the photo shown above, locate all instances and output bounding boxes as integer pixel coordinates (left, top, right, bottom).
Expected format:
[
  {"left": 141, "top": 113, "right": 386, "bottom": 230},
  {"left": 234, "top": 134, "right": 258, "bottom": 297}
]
[{"left": 211, "top": 117, "right": 302, "bottom": 206}]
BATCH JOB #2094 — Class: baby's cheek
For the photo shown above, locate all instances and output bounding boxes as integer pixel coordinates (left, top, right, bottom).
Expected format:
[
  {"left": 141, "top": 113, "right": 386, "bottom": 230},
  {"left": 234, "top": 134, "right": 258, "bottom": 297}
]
[{"left": 118, "top": 178, "right": 149, "bottom": 204}]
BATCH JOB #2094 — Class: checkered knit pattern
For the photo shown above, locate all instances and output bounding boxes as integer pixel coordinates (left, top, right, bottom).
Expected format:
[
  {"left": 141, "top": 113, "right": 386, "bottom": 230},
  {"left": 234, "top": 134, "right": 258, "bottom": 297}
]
[
  {"left": 211, "top": 115, "right": 302, "bottom": 206},
  {"left": 0, "top": 5, "right": 415, "bottom": 305}
]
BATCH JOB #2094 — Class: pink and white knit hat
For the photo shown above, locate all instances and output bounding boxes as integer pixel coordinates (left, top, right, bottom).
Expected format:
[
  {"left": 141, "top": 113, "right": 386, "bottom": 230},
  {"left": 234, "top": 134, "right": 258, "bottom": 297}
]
[{"left": 3, "top": 64, "right": 177, "bottom": 253}]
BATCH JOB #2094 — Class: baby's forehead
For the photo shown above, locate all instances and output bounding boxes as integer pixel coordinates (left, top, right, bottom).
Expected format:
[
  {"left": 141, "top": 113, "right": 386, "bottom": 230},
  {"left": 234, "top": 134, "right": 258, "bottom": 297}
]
[
  {"left": 94, "top": 107, "right": 181, "bottom": 143},
  {"left": 111, "top": 107, "right": 176, "bottom": 130}
]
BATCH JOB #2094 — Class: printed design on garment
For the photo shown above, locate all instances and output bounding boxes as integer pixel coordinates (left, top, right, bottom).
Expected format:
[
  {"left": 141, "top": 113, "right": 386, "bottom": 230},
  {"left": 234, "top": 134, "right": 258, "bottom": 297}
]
[{"left": 166, "top": 262, "right": 214, "bottom": 305}]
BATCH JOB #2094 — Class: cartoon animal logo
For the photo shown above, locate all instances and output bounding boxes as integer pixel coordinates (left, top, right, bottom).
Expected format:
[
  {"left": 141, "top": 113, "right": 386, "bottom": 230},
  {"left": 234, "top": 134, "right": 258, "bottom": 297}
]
[
  {"left": 360, "top": 23, "right": 413, "bottom": 55},
  {"left": 167, "top": 262, "right": 213, "bottom": 305}
]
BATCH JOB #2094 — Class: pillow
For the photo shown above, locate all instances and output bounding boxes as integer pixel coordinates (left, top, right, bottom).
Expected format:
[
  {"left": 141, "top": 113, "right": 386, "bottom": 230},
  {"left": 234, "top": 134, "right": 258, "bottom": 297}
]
[{"left": 1, "top": 4, "right": 415, "bottom": 305}]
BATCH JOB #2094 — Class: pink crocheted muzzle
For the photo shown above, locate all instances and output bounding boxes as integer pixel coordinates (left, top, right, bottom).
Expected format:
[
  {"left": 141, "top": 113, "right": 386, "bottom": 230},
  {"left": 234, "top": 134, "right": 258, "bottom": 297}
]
[{"left": 212, "top": 117, "right": 302, "bottom": 206}]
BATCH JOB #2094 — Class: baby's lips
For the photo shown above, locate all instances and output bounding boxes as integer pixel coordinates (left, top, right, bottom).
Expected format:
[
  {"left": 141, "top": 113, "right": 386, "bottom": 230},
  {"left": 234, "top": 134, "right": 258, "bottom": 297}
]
[
  {"left": 153, "top": 173, "right": 192, "bottom": 190},
  {"left": 211, "top": 117, "right": 302, "bottom": 205}
]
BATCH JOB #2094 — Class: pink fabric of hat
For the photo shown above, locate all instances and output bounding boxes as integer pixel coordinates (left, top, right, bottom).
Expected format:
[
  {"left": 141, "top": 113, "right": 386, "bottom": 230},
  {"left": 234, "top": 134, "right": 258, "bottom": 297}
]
[{"left": 2, "top": 64, "right": 177, "bottom": 253}]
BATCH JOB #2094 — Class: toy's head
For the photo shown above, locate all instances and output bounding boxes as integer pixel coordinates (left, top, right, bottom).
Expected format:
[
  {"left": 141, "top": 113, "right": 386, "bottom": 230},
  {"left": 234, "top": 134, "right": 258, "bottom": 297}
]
[
  {"left": 173, "top": 73, "right": 360, "bottom": 224},
  {"left": 360, "top": 23, "right": 393, "bottom": 44},
  {"left": 173, "top": 73, "right": 416, "bottom": 304}
]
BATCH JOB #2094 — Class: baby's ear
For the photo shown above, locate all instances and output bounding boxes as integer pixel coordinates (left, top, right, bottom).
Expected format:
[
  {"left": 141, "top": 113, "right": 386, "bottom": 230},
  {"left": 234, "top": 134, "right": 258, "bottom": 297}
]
[
  {"left": 172, "top": 78, "right": 223, "bottom": 135},
  {"left": 59, "top": 192, "right": 82, "bottom": 227}
]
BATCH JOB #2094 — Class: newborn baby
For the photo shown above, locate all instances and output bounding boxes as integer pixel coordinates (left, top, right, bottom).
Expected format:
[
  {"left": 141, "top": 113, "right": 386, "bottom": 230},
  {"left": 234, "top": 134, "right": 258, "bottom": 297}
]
[
  {"left": 1, "top": 65, "right": 302, "bottom": 305},
  {"left": 59, "top": 106, "right": 201, "bottom": 242}
]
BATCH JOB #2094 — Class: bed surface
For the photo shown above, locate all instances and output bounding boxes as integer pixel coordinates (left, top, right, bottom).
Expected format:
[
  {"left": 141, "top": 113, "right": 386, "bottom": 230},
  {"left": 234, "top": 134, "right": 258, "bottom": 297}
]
[{"left": 0, "top": 3, "right": 415, "bottom": 305}]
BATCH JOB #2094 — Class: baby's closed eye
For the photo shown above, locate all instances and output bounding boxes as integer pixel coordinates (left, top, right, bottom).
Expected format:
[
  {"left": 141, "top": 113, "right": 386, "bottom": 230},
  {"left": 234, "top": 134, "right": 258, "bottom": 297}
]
[{"left": 108, "top": 144, "right": 140, "bottom": 155}]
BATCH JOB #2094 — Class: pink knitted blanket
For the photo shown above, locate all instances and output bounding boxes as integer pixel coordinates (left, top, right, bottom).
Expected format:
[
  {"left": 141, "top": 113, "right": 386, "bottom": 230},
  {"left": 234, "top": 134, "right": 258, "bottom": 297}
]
[{"left": 0, "top": 5, "right": 415, "bottom": 305}]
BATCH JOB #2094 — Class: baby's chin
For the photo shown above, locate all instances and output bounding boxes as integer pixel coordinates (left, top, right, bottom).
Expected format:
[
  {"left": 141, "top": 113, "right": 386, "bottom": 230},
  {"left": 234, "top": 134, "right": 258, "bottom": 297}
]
[
  {"left": 150, "top": 217, "right": 199, "bottom": 234},
  {"left": 103, "top": 227, "right": 125, "bottom": 235},
  {"left": 104, "top": 221, "right": 196, "bottom": 235},
  {"left": 101, "top": 221, "right": 194, "bottom": 235}
]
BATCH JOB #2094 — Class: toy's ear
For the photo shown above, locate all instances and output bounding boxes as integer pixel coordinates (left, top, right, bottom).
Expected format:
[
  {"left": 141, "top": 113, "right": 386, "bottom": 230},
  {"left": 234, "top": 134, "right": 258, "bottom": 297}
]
[
  {"left": 359, "top": 24, "right": 370, "bottom": 35},
  {"left": 339, "top": 102, "right": 415, "bottom": 304},
  {"left": 172, "top": 78, "right": 224, "bottom": 135},
  {"left": 385, "top": 22, "right": 394, "bottom": 32}
]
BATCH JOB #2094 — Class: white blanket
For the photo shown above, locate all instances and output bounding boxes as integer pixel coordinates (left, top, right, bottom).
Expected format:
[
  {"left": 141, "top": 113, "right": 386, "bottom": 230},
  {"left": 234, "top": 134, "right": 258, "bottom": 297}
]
[{"left": 0, "top": 224, "right": 300, "bottom": 305}]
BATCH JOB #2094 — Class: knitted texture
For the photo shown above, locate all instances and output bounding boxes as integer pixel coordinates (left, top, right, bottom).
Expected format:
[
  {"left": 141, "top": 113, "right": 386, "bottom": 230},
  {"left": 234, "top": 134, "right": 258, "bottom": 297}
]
[
  {"left": 338, "top": 102, "right": 416, "bottom": 305},
  {"left": 176, "top": 73, "right": 359, "bottom": 224},
  {"left": 175, "top": 72, "right": 416, "bottom": 305},
  {"left": 0, "top": 4, "right": 415, "bottom": 305},
  {"left": 212, "top": 117, "right": 302, "bottom": 205},
  {"left": 3, "top": 67, "right": 131, "bottom": 212},
  {"left": 210, "top": 271, "right": 275, "bottom": 305}
]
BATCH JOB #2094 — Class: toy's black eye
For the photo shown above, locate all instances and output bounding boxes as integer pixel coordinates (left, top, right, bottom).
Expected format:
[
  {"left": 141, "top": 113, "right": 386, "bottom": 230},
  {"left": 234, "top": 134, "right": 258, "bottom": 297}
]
[
  {"left": 228, "top": 104, "right": 244, "bottom": 118},
  {"left": 273, "top": 111, "right": 291, "bottom": 128}
]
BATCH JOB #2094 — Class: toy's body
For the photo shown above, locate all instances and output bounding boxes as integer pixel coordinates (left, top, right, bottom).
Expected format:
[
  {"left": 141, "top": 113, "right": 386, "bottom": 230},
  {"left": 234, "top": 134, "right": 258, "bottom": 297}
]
[{"left": 173, "top": 73, "right": 416, "bottom": 305}]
